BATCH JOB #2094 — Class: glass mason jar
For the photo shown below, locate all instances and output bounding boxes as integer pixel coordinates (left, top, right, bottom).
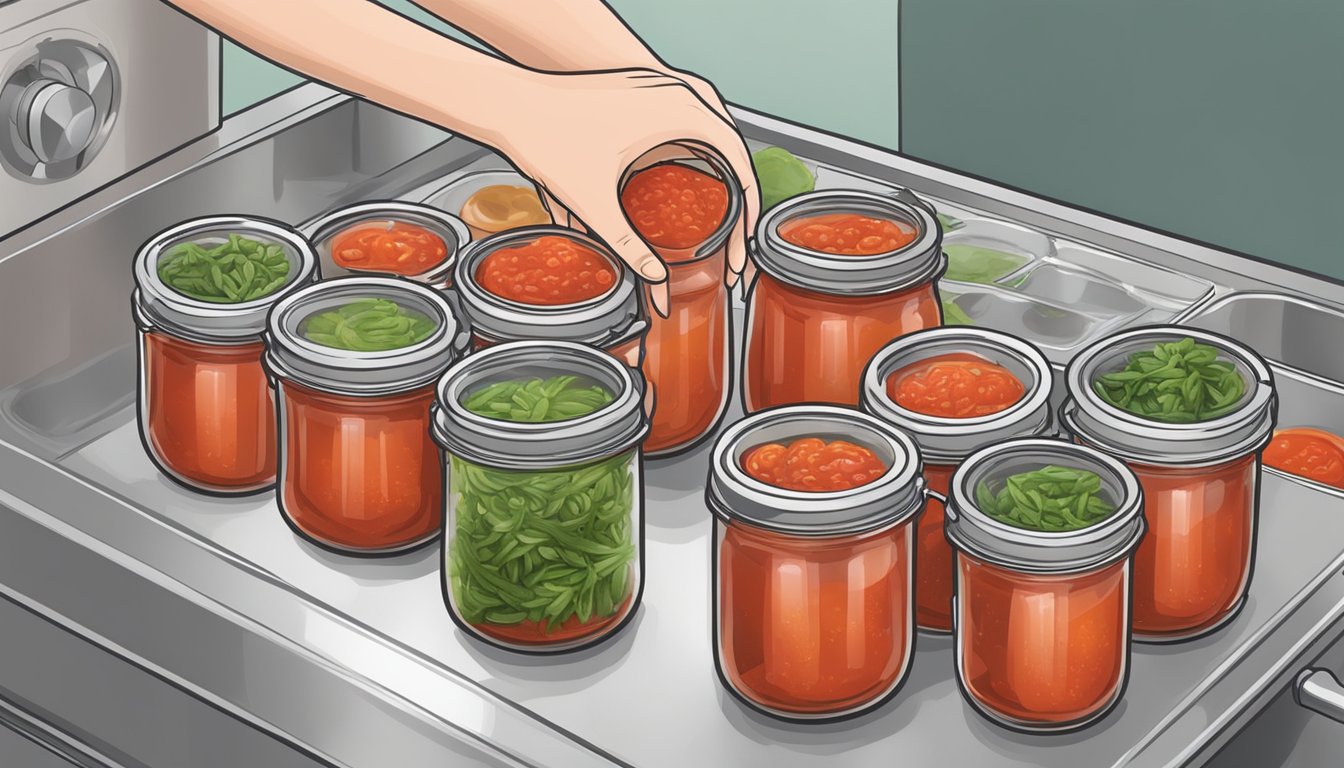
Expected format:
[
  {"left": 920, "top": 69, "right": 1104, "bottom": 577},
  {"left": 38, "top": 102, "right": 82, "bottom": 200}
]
[
  {"left": 619, "top": 143, "right": 742, "bottom": 456},
  {"left": 861, "top": 327, "right": 1054, "bottom": 633},
  {"left": 946, "top": 438, "right": 1146, "bottom": 732},
  {"left": 132, "top": 216, "right": 319, "bottom": 494},
  {"left": 744, "top": 189, "right": 946, "bottom": 412},
  {"left": 707, "top": 405, "right": 928, "bottom": 721},
  {"left": 433, "top": 341, "right": 648, "bottom": 653},
  {"left": 454, "top": 226, "right": 647, "bottom": 368},
  {"left": 264, "top": 276, "right": 468, "bottom": 554},
  {"left": 1061, "top": 326, "right": 1276, "bottom": 642},
  {"left": 307, "top": 201, "right": 470, "bottom": 288}
]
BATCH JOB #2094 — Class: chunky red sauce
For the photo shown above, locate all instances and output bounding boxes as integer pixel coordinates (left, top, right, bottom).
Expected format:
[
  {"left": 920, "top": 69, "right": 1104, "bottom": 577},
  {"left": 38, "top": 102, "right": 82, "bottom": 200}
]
[
  {"left": 621, "top": 164, "right": 729, "bottom": 253},
  {"left": 888, "top": 354, "right": 1027, "bottom": 418},
  {"left": 330, "top": 221, "right": 448, "bottom": 275},
  {"left": 741, "top": 437, "right": 888, "bottom": 492},
  {"left": 1264, "top": 428, "right": 1344, "bottom": 488},
  {"left": 476, "top": 235, "right": 617, "bottom": 306},
  {"left": 778, "top": 212, "right": 917, "bottom": 255}
]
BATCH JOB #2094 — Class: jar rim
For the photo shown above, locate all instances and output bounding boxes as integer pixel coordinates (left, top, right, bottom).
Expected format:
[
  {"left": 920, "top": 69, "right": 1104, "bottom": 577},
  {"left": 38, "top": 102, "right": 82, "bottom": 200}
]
[
  {"left": 454, "top": 226, "right": 644, "bottom": 346},
  {"left": 1061, "top": 325, "right": 1276, "bottom": 465},
  {"left": 706, "top": 405, "right": 926, "bottom": 537},
  {"left": 618, "top": 143, "right": 743, "bottom": 263},
  {"left": 754, "top": 189, "right": 946, "bottom": 296},
  {"left": 306, "top": 200, "right": 471, "bottom": 285},
  {"left": 945, "top": 437, "right": 1146, "bottom": 573},
  {"left": 133, "top": 215, "right": 319, "bottom": 342},
  {"left": 861, "top": 327, "right": 1054, "bottom": 462}
]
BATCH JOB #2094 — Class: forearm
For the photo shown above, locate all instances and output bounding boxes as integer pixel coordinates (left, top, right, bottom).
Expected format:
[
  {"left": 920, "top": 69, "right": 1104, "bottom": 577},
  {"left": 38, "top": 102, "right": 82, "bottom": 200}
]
[
  {"left": 411, "top": 0, "right": 660, "bottom": 71},
  {"left": 164, "top": 0, "right": 532, "bottom": 148}
]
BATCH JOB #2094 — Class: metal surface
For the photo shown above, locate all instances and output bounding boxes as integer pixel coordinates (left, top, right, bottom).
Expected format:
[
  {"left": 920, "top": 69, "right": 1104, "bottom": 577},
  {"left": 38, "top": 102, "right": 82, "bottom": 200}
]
[
  {"left": 1295, "top": 668, "right": 1344, "bottom": 726},
  {"left": 2, "top": 83, "right": 1344, "bottom": 766}
]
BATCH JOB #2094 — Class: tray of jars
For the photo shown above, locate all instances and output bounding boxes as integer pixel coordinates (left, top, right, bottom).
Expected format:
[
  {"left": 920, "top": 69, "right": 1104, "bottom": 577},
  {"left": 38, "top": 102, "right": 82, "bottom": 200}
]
[{"left": 65, "top": 124, "right": 1344, "bottom": 768}]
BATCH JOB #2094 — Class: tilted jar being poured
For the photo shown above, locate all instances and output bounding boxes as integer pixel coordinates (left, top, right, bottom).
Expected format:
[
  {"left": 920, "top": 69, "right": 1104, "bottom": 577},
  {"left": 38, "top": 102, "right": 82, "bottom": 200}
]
[
  {"left": 946, "top": 437, "right": 1146, "bottom": 731},
  {"left": 1060, "top": 326, "right": 1276, "bottom": 641},
  {"left": 861, "top": 327, "right": 1054, "bottom": 633},
  {"left": 433, "top": 341, "right": 649, "bottom": 653},
  {"left": 307, "top": 201, "right": 470, "bottom": 287},
  {"left": 707, "top": 405, "right": 929, "bottom": 721},
  {"left": 264, "top": 276, "right": 468, "bottom": 554},
  {"left": 744, "top": 188, "right": 946, "bottom": 412},
  {"left": 132, "top": 215, "right": 319, "bottom": 494}
]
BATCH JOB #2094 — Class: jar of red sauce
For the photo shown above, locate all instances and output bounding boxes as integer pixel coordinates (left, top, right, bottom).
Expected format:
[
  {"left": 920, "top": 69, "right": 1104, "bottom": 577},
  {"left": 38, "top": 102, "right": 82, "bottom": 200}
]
[
  {"left": 132, "top": 216, "right": 319, "bottom": 494},
  {"left": 264, "top": 276, "right": 468, "bottom": 554},
  {"left": 1062, "top": 327, "right": 1276, "bottom": 642},
  {"left": 454, "top": 227, "right": 646, "bottom": 367},
  {"left": 707, "top": 405, "right": 929, "bottom": 720},
  {"left": 619, "top": 145, "right": 742, "bottom": 456},
  {"left": 946, "top": 438, "right": 1145, "bottom": 731},
  {"left": 861, "top": 327, "right": 1054, "bottom": 633},
  {"left": 308, "top": 201, "right": 469, "bottom": 288},
  {"left": 744, "top": 189, "right": 946, "bottom": 412},
  {"left": 433, "top": 341, "right": 648, "bottom": 652}
]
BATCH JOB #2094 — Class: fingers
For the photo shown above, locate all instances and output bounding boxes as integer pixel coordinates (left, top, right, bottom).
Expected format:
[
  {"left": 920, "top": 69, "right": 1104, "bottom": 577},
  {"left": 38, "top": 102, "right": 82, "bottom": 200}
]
[
  {"left": 539, "top": 189, "right": 575, "bottom": 229},
  {"left": 582, "top": 199, "right": 670, "bottom": 317},
  {"left": 739, "top": 259, "right": 758, "bottom": 302},
  {"left": 647, "top": 281, "right": 670, "bottom": 319}
]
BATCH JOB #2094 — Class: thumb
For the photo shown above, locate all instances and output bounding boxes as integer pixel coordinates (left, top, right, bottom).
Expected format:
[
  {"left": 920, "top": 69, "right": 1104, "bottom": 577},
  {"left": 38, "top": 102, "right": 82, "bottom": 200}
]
[{"left": 585, "top": 200, "right": 668, "bottom": 285}]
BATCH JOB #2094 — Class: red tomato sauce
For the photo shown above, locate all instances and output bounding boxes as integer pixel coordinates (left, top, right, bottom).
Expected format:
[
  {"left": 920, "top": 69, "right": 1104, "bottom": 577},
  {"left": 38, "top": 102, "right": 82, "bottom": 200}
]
[
  {"left": 888, "top": 354, "right": 1027, "bottom": 418},
  {"left": 331, "top": 221, "right": 448, "bottom": 276},
  {"left": 778, "top": 212, "right": 918, "bottom": 255},
  {"left": 1264, "top": 428, "right": 1344, "bottom": 488},
  {"left": 621, "top": 164, "right": 729, "bottom": 254},
  {"left": 472, "top": 594, "right": 634, "bottom": 646},
  {"left": 476, "top": 235, "right": 618, "bottom": 306},
  {"left": 741, "top": 437, "right": 888, "bottom": 492}
]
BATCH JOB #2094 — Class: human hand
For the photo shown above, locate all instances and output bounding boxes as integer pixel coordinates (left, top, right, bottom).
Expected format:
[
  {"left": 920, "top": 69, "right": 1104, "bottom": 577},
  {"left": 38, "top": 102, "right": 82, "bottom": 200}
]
[{"left": 491, "top": 68, "right": 759, "bottom": 315}]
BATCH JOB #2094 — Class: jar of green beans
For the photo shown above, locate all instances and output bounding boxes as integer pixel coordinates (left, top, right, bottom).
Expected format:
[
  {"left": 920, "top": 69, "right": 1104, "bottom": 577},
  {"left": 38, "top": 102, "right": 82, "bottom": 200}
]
[{"left": 432, "top": 340, "right": 648, "bottom": 653}]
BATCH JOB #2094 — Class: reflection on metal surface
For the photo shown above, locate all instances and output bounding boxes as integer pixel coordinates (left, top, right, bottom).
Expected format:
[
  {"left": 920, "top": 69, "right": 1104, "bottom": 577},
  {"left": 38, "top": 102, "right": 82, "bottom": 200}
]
[{"left": 1296, "top": 668, "right": 1344, "bottom": 726}]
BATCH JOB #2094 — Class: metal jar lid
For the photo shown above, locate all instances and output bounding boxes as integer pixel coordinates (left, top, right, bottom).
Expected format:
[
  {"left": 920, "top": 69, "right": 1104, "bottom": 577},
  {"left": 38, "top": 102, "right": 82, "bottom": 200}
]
[
  {"left": 945, "top": 438, "right": 1146, "bottom": 574},
  {"left": 454, "top": 227, "right": 645, "bottom": 347},
  {"left": 861, "top": 328, "right": 1054, "bottom": 463},
  {"left": 618, "top": 143, "right": 743, "bottom": 262},
  {"left": 264, "top": 276, "right": 468, "bottom": 397},
  {"left": 306, "top": 200, "right": 470, "bottom": 286},
  {"left": 753, "top": 189, "right": 945, "bottom": 296},
  {"left": 1061, "top": 326, "right": 1277, "bottom": 466},
  {"left": 133, "top": 215, "right": 319, "bottom": 343},
  {"left": 432, "top": 340, "right": 648, "bottom": 471},
  {"left": 706, "top": 405, "right": 926, "bottom": 538}
]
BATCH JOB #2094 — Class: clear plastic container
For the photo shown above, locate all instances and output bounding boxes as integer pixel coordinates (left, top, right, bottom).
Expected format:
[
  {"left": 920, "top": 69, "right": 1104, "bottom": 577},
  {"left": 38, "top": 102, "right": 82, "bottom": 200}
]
[
  {"left": 946, "top": 438, "right": 1146, "bottom": 731},
  {"left": 707, "top": 405, "right": 929, "bottom": 720},
  {"left": 424, "top": 169, "right": 550, "bottom": 241},
  {"left": 861, "top": 327, "right": 1054, "bottom": 632},
  {"left": 1061, "top": 326, "right": 1277, "bottom": 641},
  {"left": 744, "top": 189, "right": 945, "bottom": 412},
  {"left": 432, "top": 341, "right": 648, "bottom": 653},
  {"left": 307, "top": 201, "right": 470, "bottom": 287},
  {"left": 455, "top": 227, "right": 646, "bottom": 367},
  {"left": 264, "top": 276, "right": 467, "bottom": 553},
  {"left": 132, "top": 216, "right": 318, "bottom": 494},
  {"left": 619, "top": 144, "right": 741, "bottom": 456}
]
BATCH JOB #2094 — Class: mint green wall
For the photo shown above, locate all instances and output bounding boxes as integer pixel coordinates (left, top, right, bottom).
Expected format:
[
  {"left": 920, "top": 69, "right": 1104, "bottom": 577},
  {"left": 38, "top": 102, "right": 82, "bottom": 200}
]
[{"left": 221, "top": 1, "right": 900, "bottom": 148}]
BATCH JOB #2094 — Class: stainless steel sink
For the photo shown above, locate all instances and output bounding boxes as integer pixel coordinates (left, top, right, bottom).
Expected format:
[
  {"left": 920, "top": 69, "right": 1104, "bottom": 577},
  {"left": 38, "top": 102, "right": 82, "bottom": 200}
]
[{"left": 1181, "top": 292, "right": 1344, "bottom": 387}]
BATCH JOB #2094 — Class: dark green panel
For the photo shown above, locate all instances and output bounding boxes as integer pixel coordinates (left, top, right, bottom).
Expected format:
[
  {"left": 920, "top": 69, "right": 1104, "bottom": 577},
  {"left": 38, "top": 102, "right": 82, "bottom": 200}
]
[{"left": 901, "top": 0, "right": 1344, "bottom": 281}]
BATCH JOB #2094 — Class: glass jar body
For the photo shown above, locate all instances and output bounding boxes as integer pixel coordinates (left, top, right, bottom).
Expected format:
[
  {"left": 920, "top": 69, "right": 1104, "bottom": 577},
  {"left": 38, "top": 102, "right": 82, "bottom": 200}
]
[
  {"left": 916, "top": 462, "right": 958, "bottom": 632},
  {"left": 715, "top": 518, "right": 915, "bottom": 719},
  {"left": 472, "top": 333, "right": 642, "bottom": 370},
  {"left": 277, "top": 380, "right": 441, "bottom": 553},
  {"left": 138, "top": 329, "right": 276, "bottom": 493},
  {"left": 444, "top": 449, "right": 643, "bottom": 652},
  {"left": 745, "top": 274, "right": 941, "bottom": 412}
]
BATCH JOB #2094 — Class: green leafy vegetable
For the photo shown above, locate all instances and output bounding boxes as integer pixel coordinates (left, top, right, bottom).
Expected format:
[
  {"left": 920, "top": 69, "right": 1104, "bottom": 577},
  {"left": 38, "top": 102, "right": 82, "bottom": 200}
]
[
  {"left": 449, "top": 376, "right": 636, "bottom": 635},
  {"left": 938, "top": 213, "right": 965, "bottom": 232},
  {"left": 302, "top": 298, "right": 436, "bottom": 351},
  {"left": 1093, "top": 337, "right": 1246, "bottom": 423},
  {"left": 940, "top": 295, "right": 974, "bottom": 326},
  {"left": 943, "top": 243, "right": 1030, "bottom": 284},
  {"left": 157, "top": 234, "right": 291, "bottom": 303},
  {"left": 752, "top": 146, "right": 815, "bottom": 210},
  {"left": 975, "top": 465, "right": 1116, "bottom": 532}
]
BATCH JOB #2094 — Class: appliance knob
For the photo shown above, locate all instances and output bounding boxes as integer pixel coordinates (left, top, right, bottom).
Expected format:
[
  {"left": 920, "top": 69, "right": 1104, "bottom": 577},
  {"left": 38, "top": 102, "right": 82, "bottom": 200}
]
[{"left": 15, "top": 78, "right": 98, "bottom": 166}]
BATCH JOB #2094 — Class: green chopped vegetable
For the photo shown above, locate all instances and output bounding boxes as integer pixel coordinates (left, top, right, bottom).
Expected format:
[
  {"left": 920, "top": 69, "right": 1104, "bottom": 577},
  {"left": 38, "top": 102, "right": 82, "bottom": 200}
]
[
  {"left": 157, "top": 234, "right": 292, "bottom": 303},
  {"left": 943, "top": 243, "right": 1030, "bottom": 284},
  {"left": 449, "top": 376, "right": 635, "bottom": 635},
  {"left": 975, "top": 465, "right": 1116, "bottom": 532},
  {"left": 752, "top": 146, "right": 815, "bottom": 210},
  {"left": 301, "top": 297, "right": 436, "bottom": 351},
  {"left": 940, "top": 296, "right": 974, "bottom": 326},
  {"left": 938, "top": 213, "right": 965, "bottom": 232},
  {"left": 1093, "top": 337, "right": 1246, "bottom": 423}
]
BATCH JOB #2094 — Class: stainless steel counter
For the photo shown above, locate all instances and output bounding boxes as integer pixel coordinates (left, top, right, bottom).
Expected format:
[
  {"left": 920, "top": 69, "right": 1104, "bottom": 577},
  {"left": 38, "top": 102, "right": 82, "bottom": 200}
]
[{"left": 3, "top": 84, "right": 1344, "bottom": 767}]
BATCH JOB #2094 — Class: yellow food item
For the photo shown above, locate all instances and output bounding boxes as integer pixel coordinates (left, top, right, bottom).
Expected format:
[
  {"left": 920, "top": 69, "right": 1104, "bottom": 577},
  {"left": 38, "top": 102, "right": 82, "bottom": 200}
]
[{"left": 460, "top": 184, "right": 550, "bottom": 238}]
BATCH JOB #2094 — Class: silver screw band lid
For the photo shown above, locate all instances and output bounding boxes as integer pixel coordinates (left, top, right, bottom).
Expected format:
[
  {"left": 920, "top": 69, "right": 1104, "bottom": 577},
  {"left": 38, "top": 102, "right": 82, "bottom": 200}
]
[{"left": 306, "top": 200, "right": 470, "bottom": 286}]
